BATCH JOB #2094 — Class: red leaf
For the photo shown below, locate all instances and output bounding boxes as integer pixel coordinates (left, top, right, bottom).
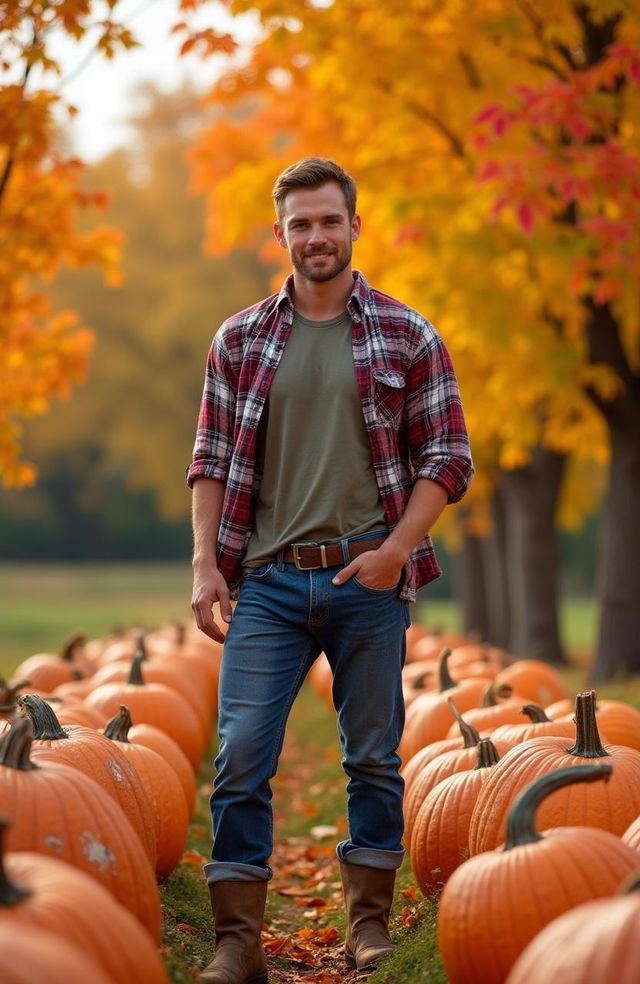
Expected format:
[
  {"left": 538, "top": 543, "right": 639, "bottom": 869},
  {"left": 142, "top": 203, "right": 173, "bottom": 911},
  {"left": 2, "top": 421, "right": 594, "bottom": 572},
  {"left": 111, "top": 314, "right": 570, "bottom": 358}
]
[
  {"left": 176, "top": 922, "right": 198, "bottom": 935},
  {"left": 517, "top": 202, "right": 535, "bottom": 233}
]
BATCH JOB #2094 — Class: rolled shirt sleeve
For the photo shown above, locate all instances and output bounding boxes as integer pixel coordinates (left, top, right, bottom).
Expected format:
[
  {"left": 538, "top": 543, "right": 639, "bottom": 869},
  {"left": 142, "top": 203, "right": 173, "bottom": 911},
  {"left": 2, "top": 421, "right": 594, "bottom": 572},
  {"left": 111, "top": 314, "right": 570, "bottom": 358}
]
[
  {"left": 186, "top": 328, "right": 238, "bottom": 488},
  {"left": 405, "top": 321, "right": 474, "bottom": 503}
]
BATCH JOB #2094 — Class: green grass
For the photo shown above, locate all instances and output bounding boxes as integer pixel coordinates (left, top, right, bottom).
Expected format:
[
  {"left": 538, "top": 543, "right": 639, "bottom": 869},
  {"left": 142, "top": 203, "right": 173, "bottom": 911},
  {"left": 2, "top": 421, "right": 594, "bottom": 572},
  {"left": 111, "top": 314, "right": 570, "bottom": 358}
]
[{"left": 0, "top": 562, "right": 194, "bottom": 676}]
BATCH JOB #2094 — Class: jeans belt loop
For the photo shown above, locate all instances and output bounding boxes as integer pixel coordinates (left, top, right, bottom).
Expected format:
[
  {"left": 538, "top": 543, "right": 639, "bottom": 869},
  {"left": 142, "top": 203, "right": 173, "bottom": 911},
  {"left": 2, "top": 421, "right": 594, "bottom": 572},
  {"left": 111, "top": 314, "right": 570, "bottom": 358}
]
[{"left": 340, "top": 538, "right": 350, "bottom": 566}]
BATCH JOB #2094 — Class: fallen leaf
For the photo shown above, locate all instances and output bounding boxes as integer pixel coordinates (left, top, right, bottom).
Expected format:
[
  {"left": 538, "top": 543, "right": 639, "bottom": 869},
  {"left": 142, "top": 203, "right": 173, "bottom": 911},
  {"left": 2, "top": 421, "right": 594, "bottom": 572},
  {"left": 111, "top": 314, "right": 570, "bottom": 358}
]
[
  {"left": 176, "top": 922, "right": 198, "bottom": 935},
  {"left": 181, "top": 850, "right": 208, "bottom": 865}
]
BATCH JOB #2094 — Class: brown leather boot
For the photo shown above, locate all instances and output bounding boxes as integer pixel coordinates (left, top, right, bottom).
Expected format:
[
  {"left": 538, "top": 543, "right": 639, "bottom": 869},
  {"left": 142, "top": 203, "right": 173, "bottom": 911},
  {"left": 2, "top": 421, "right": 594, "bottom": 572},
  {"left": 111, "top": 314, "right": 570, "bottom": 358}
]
[
  {"left": 200, "top": 880, "right": 269, "bottom": 984},
  {"left": 340, "top": 860, "right": 396, "bottom": 971}
]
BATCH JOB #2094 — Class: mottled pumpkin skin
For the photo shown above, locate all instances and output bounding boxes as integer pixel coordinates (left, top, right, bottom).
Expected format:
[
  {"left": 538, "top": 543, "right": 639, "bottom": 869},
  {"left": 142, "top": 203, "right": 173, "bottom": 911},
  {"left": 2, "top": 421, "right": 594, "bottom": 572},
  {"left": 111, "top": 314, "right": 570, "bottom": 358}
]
[
  {"left": 1, "top": 754, "right": 162, "bottom": 941},
  {"left": 2, "top": 850, "right": 169, "bottom": 984},
  {"left": 438, "top": 825, "right": 640, "bottom": 984},
  {"left": 505, "top": 889, "right": 640, "bottom": 984}
]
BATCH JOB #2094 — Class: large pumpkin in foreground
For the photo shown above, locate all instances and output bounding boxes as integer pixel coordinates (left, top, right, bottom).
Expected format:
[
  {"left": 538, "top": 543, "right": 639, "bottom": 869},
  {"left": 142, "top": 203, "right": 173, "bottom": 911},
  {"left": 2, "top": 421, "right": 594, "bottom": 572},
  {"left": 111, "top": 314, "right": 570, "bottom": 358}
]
[{"left": 438, "top": 764, "right": 640, "bottom": 984}]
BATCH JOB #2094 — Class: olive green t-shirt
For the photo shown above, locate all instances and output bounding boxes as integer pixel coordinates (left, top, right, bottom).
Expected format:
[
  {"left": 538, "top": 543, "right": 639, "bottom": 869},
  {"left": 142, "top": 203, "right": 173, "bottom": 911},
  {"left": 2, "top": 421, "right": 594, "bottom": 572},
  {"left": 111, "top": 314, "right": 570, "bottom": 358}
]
[{"left": 243, "top": 310, "right": 386, "bottom": 567}]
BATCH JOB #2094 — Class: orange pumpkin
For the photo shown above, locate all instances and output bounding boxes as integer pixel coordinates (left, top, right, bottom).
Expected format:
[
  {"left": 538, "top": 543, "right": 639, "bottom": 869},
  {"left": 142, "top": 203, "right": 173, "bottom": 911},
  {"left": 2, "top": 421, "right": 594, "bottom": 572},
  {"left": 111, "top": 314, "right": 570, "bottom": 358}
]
[
  {"left": 0, "top": 818, "right": 169, "bottom": 984},
  {"left": 85, "top": 652, "right": 206, "bottom": 768},
  {"left": 410, "top": 738, "right": 502, "bottom": 895},
  {"left": 127, "top": 719, "right": 196, "bottom": 815},
  {"left": 489, "top": 703, "right": 579, "bottom": 745},
  {"left": 0, "top": 717, "right": 162, "bottom": 941},
  {"left": 438, "top": 763, "right": 640, "bottom": 984},
  {"left": 468, "top": 690, "right": 640, "bottom": 855},
  {"left": 19, "top": 694, "right": 157, "bottom": 868},
  {"left": 0, "top": 924, "right": 115, "bottom": 984},
  {"left": 404, "top": 702, "right": 512, "bottom": 846},
  {"left": 401, "top": 696, "right": 483, "bottom": 798},
  {"left": 494, "top": 658, "right": 570, "bottom": 706},
  {"left": 89, "top": 648, "right": 211, "bottom": 745},
  {"left": 103, "top": 705, "right": 190, "bottom": 879},
  {"left": 506, "top": 872, "right": 640, "bottom": 984},
  {"left": 10, "top": 633, "right": 90, "bottom": 695},
  {"left": 399, "top": 649, "right": 489, "bottom": 763}
]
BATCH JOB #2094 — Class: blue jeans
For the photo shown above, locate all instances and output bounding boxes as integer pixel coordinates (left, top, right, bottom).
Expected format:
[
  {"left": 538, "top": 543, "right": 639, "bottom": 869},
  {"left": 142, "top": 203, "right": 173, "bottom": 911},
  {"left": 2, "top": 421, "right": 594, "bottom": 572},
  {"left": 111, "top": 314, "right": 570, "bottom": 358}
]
[{"left": 204, "top": 531, "right": 410, "bottom": 885}]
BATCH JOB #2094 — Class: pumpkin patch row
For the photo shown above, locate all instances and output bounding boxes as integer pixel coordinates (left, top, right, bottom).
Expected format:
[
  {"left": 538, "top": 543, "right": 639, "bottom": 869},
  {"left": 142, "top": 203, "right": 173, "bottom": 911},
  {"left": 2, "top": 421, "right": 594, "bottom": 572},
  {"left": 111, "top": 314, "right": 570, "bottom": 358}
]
[
  {"left": 0, "top": 622, "right": 222, "bottom": 984},
  {"left": 385, "top": 630, "right": 640, "bottom": 982}
]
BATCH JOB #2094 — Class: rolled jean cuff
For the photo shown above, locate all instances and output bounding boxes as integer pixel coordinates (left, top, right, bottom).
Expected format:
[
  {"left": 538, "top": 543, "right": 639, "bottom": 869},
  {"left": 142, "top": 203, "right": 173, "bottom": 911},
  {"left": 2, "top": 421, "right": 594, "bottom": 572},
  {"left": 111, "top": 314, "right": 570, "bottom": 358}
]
[
  {"left": 336, "top": 843, "right": 405, "bottom": 870},
  {"left": 203, "top": 861, "right": 273, "bottom": 884}
]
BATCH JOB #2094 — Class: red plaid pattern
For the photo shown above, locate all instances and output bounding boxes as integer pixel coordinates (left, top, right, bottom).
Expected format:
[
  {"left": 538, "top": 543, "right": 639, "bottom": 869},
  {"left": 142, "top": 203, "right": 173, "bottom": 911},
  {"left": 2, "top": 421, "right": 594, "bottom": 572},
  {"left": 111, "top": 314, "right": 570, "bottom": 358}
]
[{"left": 187, "top": 272, "right": 473, "bottom": 601}]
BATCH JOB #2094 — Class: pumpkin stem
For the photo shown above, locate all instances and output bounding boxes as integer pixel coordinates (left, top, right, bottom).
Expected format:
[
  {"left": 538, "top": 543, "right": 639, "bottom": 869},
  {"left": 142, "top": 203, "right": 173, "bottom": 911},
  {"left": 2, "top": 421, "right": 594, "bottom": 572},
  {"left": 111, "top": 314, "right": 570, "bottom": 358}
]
[
  {"left": 480, "top": 681, "right": 512, "bottom": 707},
  {"left": 0, "top": 679, "right": 30, "bottom": 714},
  {"left": 17, "top": 694, "right": 68, "bottom": 741},
  {"left": 128, "top": 651, "right": 146, "bottom": 686},
  {"left": 134, "top": 635, "right": 148, "bottom": 661},
  {"left": 437, "top": 649, "right": 455, "bottom": 692},
  {"left": 174, "top": 621, "right": 187, "bottom": 647},
  {"left": 104, "top": 705, "right": 133, "bottom": 743},
  {"left": 0, "top": 818, "right": 32, "bottom": 905},
  {"left": 0, "top": 717, "right": 38, "bottom": 771},
  {"left": 566, "top": 691, "right": 609, "bottom": 758},
  {"left": 475, "top": 738, "right": 500, "bottom": 769},
  {"left": 622, "top": 872, "right": 640, "bottom": 895},
  {"left": 60, "top": 632, "right": 87, "bottom": 662},
  {"left": 447, "top": 697, "right": 481, "bottom": 748},
  {"left": 521, "top": 704, "right": 551, "bottom": 723},
  {"left": 504, "top": 763, "right": 612, "bottom": 851}
]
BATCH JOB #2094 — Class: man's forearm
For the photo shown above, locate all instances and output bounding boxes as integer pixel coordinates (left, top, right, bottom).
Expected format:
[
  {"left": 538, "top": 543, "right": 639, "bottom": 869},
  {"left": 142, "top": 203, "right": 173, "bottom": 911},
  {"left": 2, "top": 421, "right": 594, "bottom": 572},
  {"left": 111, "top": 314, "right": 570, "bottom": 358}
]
[
  {"left": 192, "top": 477, "right": 226, "bottom": 567},
  {"left": 381, "top": 477, "right": 448, "bottom": 565}
]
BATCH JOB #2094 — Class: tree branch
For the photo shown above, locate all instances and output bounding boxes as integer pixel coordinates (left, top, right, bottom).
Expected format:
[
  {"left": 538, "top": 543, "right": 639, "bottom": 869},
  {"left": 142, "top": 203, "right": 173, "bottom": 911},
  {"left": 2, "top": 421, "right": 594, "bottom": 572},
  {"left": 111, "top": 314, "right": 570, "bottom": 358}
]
[
  {"left": 375, "top": 78, "right": 468, "bottom": 161},
  {"left": 0, "top": 28, "right": 36, "bottom": 205}
]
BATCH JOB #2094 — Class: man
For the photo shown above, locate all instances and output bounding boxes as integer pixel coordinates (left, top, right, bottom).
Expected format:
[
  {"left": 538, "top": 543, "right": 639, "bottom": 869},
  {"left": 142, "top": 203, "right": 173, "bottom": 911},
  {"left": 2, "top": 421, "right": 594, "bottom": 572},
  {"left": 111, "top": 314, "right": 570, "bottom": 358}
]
[{"left": 188, "top": 158, "right": 473, "bottom": 984}]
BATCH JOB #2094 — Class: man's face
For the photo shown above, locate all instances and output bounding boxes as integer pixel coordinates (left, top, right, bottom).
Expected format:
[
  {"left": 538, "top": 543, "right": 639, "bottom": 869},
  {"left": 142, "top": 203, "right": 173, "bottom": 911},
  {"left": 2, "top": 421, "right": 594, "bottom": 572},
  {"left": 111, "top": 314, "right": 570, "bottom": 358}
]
[{"left": 274, "top": 181, "right": 361, "bottom": 283}]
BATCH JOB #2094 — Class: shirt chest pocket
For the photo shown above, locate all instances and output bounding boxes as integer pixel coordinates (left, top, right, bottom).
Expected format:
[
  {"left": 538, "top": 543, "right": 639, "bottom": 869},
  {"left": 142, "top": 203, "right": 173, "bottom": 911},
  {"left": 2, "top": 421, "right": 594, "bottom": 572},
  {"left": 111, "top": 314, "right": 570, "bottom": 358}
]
[{"left": 372, "top": 369, "right": 406, "bottom": 428}]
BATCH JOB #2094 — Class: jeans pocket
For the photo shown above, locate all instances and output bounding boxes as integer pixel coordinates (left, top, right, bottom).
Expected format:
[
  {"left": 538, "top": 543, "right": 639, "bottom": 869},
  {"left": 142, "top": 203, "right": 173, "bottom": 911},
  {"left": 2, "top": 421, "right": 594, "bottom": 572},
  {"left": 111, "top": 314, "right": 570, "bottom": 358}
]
[
  {"left": 242, "top": 562, "right": 276, "bottom": 581},
  {"left": 352, "top": 575, "right": 400, "bottom": 596}
]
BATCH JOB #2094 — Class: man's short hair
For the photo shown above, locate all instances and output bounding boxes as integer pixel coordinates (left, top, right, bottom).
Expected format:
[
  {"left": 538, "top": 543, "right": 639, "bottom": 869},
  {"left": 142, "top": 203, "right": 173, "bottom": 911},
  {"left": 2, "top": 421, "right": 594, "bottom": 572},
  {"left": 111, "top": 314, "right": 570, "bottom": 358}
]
[{"left": 273, "top": 158, "right": 357, "bottom": 222}]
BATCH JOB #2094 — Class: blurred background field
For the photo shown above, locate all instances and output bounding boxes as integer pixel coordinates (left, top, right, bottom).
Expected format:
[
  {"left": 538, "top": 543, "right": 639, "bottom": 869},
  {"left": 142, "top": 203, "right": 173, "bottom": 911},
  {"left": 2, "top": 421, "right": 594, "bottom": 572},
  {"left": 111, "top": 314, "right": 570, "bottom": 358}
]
[{"left": 0, "top": 561, "right": 597, "bottom": 679}]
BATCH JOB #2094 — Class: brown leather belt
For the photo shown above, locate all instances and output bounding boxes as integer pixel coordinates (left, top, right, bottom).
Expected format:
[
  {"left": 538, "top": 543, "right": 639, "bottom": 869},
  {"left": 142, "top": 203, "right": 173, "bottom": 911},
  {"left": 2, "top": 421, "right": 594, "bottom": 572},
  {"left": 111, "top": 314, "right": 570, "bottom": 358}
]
[{"left": 282, "top": 535, "right": 387, "bottom": 570}]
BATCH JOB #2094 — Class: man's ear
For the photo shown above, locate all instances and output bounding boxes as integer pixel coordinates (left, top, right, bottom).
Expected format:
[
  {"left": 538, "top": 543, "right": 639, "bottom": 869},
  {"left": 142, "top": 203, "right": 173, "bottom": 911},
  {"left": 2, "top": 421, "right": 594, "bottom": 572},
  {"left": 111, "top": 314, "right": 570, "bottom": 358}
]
[
  {"left": 351, "top": 213, "right": 362, "bottom": 242},
  {"left": 273, "top": 221, "right": 288, "bottom": 248}
]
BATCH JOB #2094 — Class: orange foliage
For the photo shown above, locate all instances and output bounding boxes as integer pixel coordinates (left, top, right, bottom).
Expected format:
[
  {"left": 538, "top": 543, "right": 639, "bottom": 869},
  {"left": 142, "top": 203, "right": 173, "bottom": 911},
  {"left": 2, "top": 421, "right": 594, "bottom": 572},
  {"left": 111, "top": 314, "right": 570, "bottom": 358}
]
[{"left": 0, "top": 1, "right": 133, "bottom": 485}]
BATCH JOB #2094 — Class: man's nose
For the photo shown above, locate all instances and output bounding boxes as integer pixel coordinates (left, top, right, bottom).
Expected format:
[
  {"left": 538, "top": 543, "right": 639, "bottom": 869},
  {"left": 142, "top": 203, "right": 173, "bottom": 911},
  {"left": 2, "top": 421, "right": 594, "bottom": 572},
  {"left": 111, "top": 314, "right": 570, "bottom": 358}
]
[{"left": 308, "top": 224, "right": 328, "bottom": 244}]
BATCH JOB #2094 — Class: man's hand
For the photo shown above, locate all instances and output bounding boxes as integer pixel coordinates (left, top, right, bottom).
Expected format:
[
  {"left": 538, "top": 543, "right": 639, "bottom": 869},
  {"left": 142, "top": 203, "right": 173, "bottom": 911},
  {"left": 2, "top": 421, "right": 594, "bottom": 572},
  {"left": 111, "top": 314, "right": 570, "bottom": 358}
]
[
  {"left": 332, "top": 545, "right": 404, "bottom": 591},
  {"left": 191, "top": 564, "right": 232, "bottom": 643}
]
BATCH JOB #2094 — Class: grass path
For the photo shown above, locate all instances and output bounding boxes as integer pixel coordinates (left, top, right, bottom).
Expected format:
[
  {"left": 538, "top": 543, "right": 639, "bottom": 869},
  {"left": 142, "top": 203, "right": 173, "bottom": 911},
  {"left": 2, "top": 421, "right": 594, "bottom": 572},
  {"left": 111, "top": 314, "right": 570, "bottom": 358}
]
[{"left": 161, "top": 681, "right": 445, "bottom": 983}]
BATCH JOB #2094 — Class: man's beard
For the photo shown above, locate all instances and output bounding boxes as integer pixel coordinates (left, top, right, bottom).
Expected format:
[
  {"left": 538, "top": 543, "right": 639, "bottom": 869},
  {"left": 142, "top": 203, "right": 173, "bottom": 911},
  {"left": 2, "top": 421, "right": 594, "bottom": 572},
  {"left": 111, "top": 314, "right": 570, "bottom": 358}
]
[{"left": 292, "top": 245, "right": 352, "bottom": 283}]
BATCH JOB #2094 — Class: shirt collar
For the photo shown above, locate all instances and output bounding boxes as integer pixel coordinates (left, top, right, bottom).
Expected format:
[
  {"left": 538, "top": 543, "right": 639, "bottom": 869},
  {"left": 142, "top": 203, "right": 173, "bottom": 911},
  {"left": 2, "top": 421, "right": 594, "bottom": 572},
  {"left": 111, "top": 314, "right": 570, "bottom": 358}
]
[{"left": 276, "top": 270, "right": 369, "bottom": 322}]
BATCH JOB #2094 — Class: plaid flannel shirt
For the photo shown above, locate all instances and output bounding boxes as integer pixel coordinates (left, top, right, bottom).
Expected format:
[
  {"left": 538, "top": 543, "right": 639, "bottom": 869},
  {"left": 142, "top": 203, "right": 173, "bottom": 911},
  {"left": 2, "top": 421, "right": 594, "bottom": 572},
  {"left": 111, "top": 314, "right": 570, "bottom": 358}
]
[{"left": 187, "top": 271, "right": 473, "bottom": 601}]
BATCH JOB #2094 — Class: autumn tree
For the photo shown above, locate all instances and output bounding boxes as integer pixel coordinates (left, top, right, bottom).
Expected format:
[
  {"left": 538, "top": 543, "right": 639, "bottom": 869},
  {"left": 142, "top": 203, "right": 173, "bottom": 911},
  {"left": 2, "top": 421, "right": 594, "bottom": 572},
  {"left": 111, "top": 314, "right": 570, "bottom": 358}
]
[
  {"left": 180, "top": 0, "right": 640, "bottom": 673},
  {"left": 0, "top": 0, "right": 134, "bottom": 486},
  {"left": 12, "top": 80, "right": 273, "bottom": 549}
]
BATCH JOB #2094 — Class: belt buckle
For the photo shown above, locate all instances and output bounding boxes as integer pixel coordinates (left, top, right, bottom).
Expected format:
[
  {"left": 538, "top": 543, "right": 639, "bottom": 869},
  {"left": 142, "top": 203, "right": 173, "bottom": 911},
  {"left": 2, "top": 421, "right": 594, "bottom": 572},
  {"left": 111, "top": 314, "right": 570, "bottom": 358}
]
[{"left": 291, "top": 541, "right": 326, "bottom": 570}]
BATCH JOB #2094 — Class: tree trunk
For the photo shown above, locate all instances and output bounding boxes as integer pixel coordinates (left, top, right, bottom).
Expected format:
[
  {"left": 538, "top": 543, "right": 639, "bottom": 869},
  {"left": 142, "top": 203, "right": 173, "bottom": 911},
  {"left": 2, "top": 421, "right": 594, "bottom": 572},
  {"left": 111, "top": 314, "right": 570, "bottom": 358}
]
[
  {"left": 458, "top": 531, "right": 489, "bottom": 641},
  {"left": 585, "top": 302, "right": 640, "bottom": 680},
  {"left": 457, "top": 489, "right": 511, "bottom": 649},
  {"left": 500, "top": 448, "right": 568, "bottom": 664},
  {"left": 591, "top": 431, "right": 640, "bottom": 679}
]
